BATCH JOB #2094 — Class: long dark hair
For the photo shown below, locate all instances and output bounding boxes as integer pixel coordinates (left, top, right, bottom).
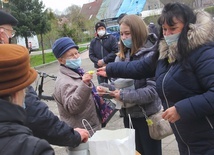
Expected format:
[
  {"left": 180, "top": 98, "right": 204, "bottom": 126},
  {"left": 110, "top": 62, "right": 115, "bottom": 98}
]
[{"left": 158, "top": 2, "right": 196, "bottom": 61}]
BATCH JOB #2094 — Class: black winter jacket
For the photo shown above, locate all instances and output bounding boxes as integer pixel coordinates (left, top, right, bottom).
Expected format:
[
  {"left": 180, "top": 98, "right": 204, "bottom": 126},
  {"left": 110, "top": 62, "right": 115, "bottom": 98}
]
[
  {"left": 0, "top": 99, "right": 54, "bottom": 155},
  {"left": 25, "top": 86, "right": 81, "bottom": 147},
  {"left": 105, "top": 11, "right": 214, "bottom": 155},
  {"left": 89, "top": 34, "right": 118, "bottom": 68}
]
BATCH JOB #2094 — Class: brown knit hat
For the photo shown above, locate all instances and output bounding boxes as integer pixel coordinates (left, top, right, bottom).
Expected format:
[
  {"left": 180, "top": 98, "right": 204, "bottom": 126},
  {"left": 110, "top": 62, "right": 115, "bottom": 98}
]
[{"left": 0, "top": 44, "right": 37, "bottom": 96}]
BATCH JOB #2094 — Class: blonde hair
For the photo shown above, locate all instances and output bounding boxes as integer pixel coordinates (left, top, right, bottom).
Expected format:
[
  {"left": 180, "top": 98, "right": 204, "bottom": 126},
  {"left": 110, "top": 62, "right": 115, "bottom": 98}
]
[{"left": 118, "top": 14, "right": 148, "bottom": 60}]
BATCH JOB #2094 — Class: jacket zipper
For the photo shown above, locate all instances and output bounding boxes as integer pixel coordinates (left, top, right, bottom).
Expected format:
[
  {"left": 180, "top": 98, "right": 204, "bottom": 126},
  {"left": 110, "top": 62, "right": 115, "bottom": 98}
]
[
  {"left": 162, "top": 66, "right": 191, "bottom": 155},
  {"left": 206, "top": 116, "right": 214, "bottom": 129},
  {"left": 100, "top": 40, "right": 104, "bottom": 58}
]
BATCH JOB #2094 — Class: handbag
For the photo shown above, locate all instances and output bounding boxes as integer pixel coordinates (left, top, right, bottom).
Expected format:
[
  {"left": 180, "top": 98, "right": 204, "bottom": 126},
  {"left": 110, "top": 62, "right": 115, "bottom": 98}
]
[
  {"left": 140, "top": 106, "right": 173, "bottom": 140},
  {"left": 84, "top": 115, "right": 135, "bottom": 155},
  {"left": 92, "top": 85, "right": 118, "bottom": 127}
]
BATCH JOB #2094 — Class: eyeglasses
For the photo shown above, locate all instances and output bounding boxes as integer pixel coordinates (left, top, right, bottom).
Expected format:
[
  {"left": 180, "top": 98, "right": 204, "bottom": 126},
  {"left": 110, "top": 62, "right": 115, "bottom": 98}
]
[{"left": 0, "top": 27, "right": 16, "bottom": 37}]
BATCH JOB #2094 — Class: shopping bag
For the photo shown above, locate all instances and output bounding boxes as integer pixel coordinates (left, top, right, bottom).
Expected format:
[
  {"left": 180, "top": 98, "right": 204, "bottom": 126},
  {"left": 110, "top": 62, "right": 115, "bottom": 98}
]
[
  {"left": 99, "top": 98, "right": 118, "bottom": 127},
  {"left": 92, "top": 85, "right": 118, "bottom": 127},
  {"left": 88, "top": 128, "right": 135, "bottom": 155}
]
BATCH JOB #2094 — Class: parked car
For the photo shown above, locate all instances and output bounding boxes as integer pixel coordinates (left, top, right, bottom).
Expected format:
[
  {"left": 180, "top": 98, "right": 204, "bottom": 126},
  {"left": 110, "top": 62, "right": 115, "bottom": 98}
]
[{"left": 106, "top": 25, "right": 120, "bottom": 41}]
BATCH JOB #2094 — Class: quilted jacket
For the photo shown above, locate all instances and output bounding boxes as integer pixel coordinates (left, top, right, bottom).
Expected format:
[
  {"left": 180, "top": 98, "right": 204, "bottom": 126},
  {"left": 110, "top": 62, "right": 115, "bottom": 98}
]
[{"left": 105, "top": 11, "right": 214, "bottom": 155}]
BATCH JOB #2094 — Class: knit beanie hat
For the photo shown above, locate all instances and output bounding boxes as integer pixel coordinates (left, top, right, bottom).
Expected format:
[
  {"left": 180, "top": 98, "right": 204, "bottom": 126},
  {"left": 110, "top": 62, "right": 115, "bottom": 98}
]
[
  {"left": 0, "top": 44, "right": 37, "bottom": 96},
  {"left": 95, "top": 22, "right": 106, "bottom": 31},
  {"left": 0, "top": 10, "right": 18, "bottom": 26},
  {"left": 52, "top": 37, "right": 79, "bottom": 58}
]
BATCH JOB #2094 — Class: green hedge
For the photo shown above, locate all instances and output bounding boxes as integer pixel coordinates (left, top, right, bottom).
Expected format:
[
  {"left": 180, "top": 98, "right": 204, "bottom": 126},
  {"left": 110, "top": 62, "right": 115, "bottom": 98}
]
[{"left": 30, "top": 47, "right": 87, "bottom": 67}]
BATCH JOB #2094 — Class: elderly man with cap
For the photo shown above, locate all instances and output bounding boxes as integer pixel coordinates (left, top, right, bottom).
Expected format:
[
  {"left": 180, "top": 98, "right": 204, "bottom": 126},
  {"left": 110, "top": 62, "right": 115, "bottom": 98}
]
[
  {"left": 0, "top": 44, "right": 54, "bottom": 155},
  {"left": 0, "top": 10, "right": 89, "bottom": 148},
  {"left": 89, "top": 21, "right": 118, "bottom": 84},
  {"left": 52, "top": 37, "right": 101, "bottom": 137},
  {"left": 0, "top": 10, "right": 17, "bottom": 44}
]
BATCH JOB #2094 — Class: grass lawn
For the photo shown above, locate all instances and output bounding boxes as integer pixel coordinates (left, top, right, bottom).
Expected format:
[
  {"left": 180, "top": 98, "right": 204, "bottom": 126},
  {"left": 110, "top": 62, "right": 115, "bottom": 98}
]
[{"left": 30, "top": 47, "right": 87, "bottom": 67}]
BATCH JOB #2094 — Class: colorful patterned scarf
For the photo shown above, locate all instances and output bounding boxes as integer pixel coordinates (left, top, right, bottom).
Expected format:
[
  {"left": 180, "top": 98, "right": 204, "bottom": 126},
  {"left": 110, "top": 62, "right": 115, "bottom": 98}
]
[{"left": 73, "top": 67, "right": 117, "bottom": 127}]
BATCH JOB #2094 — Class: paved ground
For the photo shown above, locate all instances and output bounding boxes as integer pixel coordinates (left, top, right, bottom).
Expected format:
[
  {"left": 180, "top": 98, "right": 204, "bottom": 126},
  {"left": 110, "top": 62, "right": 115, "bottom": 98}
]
[{"left": 34, "top": 50, "right": 179, "bottom": 155}]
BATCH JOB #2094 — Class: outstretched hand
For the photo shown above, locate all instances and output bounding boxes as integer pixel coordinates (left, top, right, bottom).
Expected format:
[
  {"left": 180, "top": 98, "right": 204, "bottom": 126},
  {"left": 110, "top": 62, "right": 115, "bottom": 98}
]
[{"left": 96, "top": 66, "right": 107, "bottom": 77}]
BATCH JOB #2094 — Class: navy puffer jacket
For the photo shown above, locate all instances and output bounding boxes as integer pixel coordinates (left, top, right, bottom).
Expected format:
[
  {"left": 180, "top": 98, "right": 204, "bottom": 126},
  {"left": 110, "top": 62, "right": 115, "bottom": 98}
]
[
  {"left": 89, "top": 34, "right": 118, "bottom": 68},
  {"left": 0, "top": 99, "right": 54, "bottom": 155},
  {"left": 25, "top": 86, "right": 81, "bottom": 147},
  {"left": 105, "top": 11, "right": 214, "bottom": 155}
]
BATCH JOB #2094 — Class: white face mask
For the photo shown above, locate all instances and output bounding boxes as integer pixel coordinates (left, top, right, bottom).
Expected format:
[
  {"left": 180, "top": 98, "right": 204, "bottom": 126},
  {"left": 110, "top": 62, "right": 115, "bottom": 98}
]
[
  {"left": 164, "top": 33, "right": 180, "bottom": 46},
  {"left": 97, "top": 30, "right": 106, "bottom": 37}
]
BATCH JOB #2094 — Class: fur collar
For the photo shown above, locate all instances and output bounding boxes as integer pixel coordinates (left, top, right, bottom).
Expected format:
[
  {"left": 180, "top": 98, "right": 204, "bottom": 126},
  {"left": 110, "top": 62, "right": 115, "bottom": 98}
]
[{"left": 159, "top": 11, "right": 214, "bottom": 63}]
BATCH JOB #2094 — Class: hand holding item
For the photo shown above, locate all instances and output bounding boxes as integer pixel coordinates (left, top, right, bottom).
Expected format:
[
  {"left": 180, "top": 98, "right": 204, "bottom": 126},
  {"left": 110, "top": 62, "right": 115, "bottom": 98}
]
[
  {"left": 82, "top": 72, "right": 93, "bottom": 86},
  {"left": 111, "top": 89, "right": 121, "bottom": 100},
  {"left": 74, "top": 128, "right": 89, "bottom": 143},
  {"left": 96, "top": 86, "right": 111, "bottom": 95},
  {"left": 87, "top": 70, "right": 95, "bottom": 75},
  {"left": 96, "top": 66, "right": 107, "bottom": 77},
  {"left": 162, "top": 106, "right": 181, "bottom": 123},
  {"left": 97, "top": 59, "right": 105, "bottom": 67}
]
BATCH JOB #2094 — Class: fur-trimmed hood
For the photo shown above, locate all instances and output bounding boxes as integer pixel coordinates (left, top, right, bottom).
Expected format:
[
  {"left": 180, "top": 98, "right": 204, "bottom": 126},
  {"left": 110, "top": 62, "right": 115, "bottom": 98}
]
[{"left": 159, "top": 10, "right": 214, "bottom": 63}]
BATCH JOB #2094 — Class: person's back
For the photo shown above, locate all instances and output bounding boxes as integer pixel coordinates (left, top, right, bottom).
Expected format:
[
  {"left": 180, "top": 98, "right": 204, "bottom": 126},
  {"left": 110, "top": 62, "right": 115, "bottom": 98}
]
[
  {"left": 0, "top": 100, "right": 54, "bottom": 155},
  {"left": 0, "top": 44, "right": 54, "bottom": 155}
]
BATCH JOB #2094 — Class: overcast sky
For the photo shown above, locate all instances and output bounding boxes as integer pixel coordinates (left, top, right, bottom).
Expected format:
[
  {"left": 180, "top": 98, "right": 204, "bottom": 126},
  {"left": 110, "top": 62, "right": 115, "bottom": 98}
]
[{"left": 41, "top": 0, "right": 93, "bottom": 12}]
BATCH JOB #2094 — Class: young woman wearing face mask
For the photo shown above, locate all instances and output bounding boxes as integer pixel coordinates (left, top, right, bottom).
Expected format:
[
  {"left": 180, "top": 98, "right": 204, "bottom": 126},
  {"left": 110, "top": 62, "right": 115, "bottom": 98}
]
[
  {"left": 97, "top": 14, "right": 162, "bottom": 155},
  {"left": 89, "top": 22, "right": 118, "bottom": 84},
  {"left": 52, "top": 37, "right": 102, "bottom": 137},
  {"left": 97, "top": 2, "right": 214, "bottom": 155}
]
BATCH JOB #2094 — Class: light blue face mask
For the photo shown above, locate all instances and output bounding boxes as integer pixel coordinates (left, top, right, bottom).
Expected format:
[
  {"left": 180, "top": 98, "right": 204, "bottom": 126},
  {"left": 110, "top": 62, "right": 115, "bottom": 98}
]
[
  {"left": 65, "top": 57, "right": 82, "bottom": 69},
  {"left": 164, "top": 33, "right": 180, "bottom": 46},
  {"left": 122, "top": 38, "right": 132, "bottom": 48}
]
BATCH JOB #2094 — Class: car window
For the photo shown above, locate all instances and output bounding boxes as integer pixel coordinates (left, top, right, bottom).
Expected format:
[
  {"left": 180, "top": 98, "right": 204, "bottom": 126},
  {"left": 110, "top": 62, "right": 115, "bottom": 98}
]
[{"left": 107, "top": 25, "right": 119, "bottom": 33}]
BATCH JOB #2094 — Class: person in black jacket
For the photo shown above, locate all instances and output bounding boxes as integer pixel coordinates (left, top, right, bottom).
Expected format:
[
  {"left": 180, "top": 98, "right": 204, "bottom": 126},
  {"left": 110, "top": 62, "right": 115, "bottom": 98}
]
[
  {"left": 0, "top": 10, "right": 89, "bottom": 147},
  {"left": 25, "top": 86, "right": 88, "bottom": 147},
  {"left": 89, "top": 21, "right": 118, "bottom": 84},
  {"left": 0, "top": 44, "right": 54, "bottom": 155},
  {"left": 97, "top": 2, "right": 214, "bottom": 155}
]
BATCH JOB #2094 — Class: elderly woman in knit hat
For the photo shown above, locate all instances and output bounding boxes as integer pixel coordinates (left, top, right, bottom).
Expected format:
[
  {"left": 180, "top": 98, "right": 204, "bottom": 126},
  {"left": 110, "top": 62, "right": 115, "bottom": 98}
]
[
  {"left": 0, "top": 44, "right": 54, "bottom": 155},
  {"left": 52, "top": 37, "right": 101, "bottom": 137}
]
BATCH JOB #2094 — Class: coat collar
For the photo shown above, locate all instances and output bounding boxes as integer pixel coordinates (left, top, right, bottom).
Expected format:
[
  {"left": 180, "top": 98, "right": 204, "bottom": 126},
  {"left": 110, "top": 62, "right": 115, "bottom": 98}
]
[
  {"left": 0, "top": 99, "right": 26, "bottom": 124},
  {"left": 159, "top": 10, "right": 214, "bottom": 63},
  {"left": 135, "top": 33, "right": 159, "bottom": 57},
  {"left": 59, "top": 65, "right": 82, "bottom": 79}
]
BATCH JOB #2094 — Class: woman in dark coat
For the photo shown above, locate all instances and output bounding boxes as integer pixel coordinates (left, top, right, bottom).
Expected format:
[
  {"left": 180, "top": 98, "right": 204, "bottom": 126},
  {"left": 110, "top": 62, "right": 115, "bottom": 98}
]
[{"left": 97, "top": 2, "right": 214, "bottom": 155}]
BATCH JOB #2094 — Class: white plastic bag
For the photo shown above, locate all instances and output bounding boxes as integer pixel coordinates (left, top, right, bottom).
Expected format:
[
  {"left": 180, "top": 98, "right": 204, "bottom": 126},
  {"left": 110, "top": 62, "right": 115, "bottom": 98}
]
[
  {"left": 88, "top": 128, "right": 135, "bottom": 155},
  {"left": 88, "top": 114, "right": 135, "bottom": 155}
]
